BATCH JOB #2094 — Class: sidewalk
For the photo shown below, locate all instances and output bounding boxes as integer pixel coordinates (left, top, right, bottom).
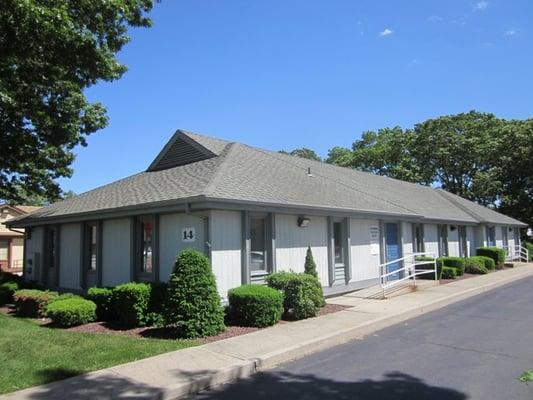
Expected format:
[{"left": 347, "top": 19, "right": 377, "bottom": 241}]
[{"left": 3, "top": 263, "right": 533, "bottom": 400}]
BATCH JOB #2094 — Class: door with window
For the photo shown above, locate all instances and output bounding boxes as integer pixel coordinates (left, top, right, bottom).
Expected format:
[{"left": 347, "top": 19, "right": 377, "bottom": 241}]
[
  {"left": 438, "top": 225, "right": 448, "bottom": 256},
  {"left": 487, "top": 226, "right": 496, "bottom": 247},
  {"left": 384, "top": 223, "right": 401, "bottom": 281},
  {"left": 84, "top": 222, "right": 98, "bottom": 288},
  {"left": 458, "top": 226, "right": 468, "bottom": 258},
  {"left": 412, "top": 224, "right": 424, "bottom": 253},
  {"left": 44, "top": 226, "right": 58, "bottom": 287},
  {"left": 249, "top": 215, "right": 271, "bottom": 282}
]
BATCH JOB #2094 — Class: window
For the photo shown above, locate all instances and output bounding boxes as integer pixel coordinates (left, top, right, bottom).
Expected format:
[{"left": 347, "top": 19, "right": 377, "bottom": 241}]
[
  {"left": 502, "top": 227, "right": 508, "bottom": 248},
  {"left": 250, "top": 217, "right": 267, "bottom": 271},
  {"left": 438, "top": 225, "right": 448, "bottom": 256},
  {"left": 138, "top": 215, "right": 153, "bottom": 273},
  {"left": 333, "top": 222, "right": 344, "bottom": 265},
  {"left": 487, "top": 226, "right": 496, "bottom": 247},
  {"left": 458, "top": 226, "right": 467, "bottom": 257},
  {"left": 46, "top": 228, "right": 56, "bottom": 269},
  {"left": 86, "top": 223, "right": 98, "bottom": 271},
  {"left": 0, "top": 240, "right": 8, "bottom": 261},
  {"left": 412, "top": 224, "right": 424, "bottom": 253}
]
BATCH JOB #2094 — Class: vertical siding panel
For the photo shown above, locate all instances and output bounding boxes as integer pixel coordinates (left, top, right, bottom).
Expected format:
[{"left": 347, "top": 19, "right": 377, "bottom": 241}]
[
  {"left": 467, "top": 226, "right": 476, "bottom": 257},
  {"left": 349, "top": 219, "right": 381, "bottom": 282},
  {"left": 447, "top": 225, "right": 460, "bottom": 257},
  {"left": 210, "top": 210, "right": 242, "bottom": 300},
  {"left": 424, "top": 224, "right": 439, "bottom": 256},
  {"left": 59, "top": 223, "right": 81, "bottom": 290},
  {"left": 275, "top": 214, "right": 329, "bottom": 286},
  {"left": 24, "top": 227, "right": 44, "bottom": 282},
  {"left": 402, "top": 222, "right": 413, "bottom": 258},
  {"left": 102, "top": 218, "right": 131, "bottom": 287}
]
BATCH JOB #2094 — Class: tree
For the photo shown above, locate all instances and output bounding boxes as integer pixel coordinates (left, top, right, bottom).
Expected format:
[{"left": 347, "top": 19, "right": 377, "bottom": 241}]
[
  {"left": 304, "top": 246, "right": 318, "bottom": 278},
  {"left": 164, "top": 249, "right": 225, "bottom": 338},
  {"left": 279, "top": 148, "right": 322, "bottom": 161},
  {"left": 326, "top": 146, "right": 352, "bottom": 166},
  {"left": 0, "top": 0, "right": 155, "bottom": 204}
]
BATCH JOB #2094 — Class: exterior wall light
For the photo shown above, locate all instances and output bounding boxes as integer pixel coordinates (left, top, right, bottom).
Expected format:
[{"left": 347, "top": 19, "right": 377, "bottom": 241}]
[
  {"left": 298, "top": 217, "right": 310, "bottom": 228},
  {"left": 450, "top": 225, "right": 457, "bottom": 231}
]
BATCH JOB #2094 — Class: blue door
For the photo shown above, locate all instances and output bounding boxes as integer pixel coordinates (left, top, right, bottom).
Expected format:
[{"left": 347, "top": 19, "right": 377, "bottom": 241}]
[{"left": 385, "top": 223, "right": 401, "bottom": 281}]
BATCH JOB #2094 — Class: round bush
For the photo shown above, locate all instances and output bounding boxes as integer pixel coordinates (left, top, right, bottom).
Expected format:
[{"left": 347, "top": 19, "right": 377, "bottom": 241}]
[
  {"left": 470, "top": 256, "right": 495, "bottom": 271},
  {"left": 437, "top": 257, "right": 465, "bottom": 276},
  {"left": 441, "top": 267, "right": 457, "bottom": 280},
  {"left": 112, "top": 283, "right": 151, "bottom": 327},
  {"left": 464, "top": 258, "right": 489, "bottom": 275},
  {"left": 0, "top": 281, "right": 19, "bottom": 305},
  {"left": 87, "top": 287, "right": 115, "bottom": 321},
  {"left": 228, "top": 285, "right": 283, "bottom": 327},
  {"left": 164, "top": 249, "right": 225, "bottom": 338},
  {"left": 13, "top": 289, "right": 59, "bottom": 317},
  {"left": 46, "top": 298, "right": 97, "bottom": 327},
  {"left": 476, "top": 247, "right": 505, "bottom": 266}
]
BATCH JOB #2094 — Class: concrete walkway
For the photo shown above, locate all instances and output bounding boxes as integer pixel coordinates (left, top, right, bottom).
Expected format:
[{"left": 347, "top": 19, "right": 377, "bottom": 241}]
[{"left": 3, "top": 263, "right": 533, "bottom": 400}]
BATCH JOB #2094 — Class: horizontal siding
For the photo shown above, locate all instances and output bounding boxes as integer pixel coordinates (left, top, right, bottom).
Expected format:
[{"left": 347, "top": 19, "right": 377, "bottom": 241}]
[
  {"left": 349, "top": 219, "right": 381, "bottom": 282},
  {"left": 102, "top": 218, "right": 131, "bottom": 287},
  {"left": 59, "top": 223, "right": 81, "bottom": 290},
  {"left": 275, "top": 214, "right": 329, "bottom": 286},
  {"left": 210, "top": 210, "right": 242, "bottom": 300},
  {"left": 424, "top": 224, "right": 439, "bottom": 257}
]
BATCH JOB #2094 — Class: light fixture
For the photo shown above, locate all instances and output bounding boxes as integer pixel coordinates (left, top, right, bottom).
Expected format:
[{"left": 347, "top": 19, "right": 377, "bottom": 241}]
[
  {"left": 297, "top": 217, "right": 310, "bottom": 228},
  {"left": 509, "top": 227, "right": 513, "bottom": 232},
  {"left": 450, "top": 225, "right": 457, "bottom": 231}
]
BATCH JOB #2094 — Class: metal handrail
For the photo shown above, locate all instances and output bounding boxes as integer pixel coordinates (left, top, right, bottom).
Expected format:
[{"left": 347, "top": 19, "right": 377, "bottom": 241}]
[
  {"left": 378, "top": 252, "right": 438, "bottom": 298},
  {"left": 504, "top": 245, "right": 530, "bottom": 262}
]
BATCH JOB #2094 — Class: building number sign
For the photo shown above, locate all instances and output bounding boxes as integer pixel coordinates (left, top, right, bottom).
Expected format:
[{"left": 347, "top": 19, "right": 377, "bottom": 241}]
[{"left": 181, "top": 227, "right": 196, "bottom": 243}]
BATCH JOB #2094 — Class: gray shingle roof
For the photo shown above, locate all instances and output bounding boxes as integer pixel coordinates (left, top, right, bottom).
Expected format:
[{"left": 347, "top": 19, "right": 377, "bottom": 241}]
[{"left": 10, "top": 130, "right": 527, "bottom": 227}]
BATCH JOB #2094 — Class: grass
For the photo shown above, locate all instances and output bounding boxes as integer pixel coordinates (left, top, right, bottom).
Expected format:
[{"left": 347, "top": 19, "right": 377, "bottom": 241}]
[
  {"left": 0, "top": 313, "right": 197, "bottom": 394},
  {"left": 519, "top": 370, "right": 533, "bottom": 383}
]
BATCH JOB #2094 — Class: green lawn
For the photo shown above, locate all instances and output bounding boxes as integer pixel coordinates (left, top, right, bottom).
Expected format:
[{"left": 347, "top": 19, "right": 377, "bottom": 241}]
[{"left": 0, "top": 313, "right": 197, "bottom": 394}]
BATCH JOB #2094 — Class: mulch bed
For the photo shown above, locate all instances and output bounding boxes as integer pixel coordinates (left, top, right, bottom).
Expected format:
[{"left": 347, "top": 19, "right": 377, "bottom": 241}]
[
  {"left": 440, "top": 264, "right": 514, "bottom": 285},
  {"left": 64, "top": 302, "right": 350, "bottom": 342}
]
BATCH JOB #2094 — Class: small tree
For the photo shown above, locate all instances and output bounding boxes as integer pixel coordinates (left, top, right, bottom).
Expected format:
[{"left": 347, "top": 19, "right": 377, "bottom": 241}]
[
  {"left": 164, "top": 249, "right": 225, "bottom": 338},
  {"left": 304, "top": 247, "right": 318, "bottom": 277}
]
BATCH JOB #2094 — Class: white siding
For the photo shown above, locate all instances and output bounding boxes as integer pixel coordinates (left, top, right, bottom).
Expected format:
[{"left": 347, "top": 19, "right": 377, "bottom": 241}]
[
  {"left": 159, "top": 212, "right": 206, "bottom": 282},
  {"left": 350, "top": 219, "right": 381, "bottom": 282},
  {"left": 275, "top": 214, "right": 329, "bottom": 286},
  {"left": 59, "top": 223, "right": 81, "bottom": 290},
  {"left": 447, "top": 225, "right": 460, "bottom": 257},
  {"left": 210, "top": 210, "right": 242, "bottom": 300},
  {"left": 402, "top": 222, "right": 413, "bottom": 258},
  {"left": 25, "top": 227, "right": 44, "bottom": 281},
  {"left": 475, "top": 226, "right": 487, "bottom": 248},
  {"left": 467, "top": 226, "right": 476, "bottom": 257},
  {"left": 102, "top": 218, "right": 131, "bottom": 287},
  {"left": 424, "top": 224, "right": 439, "bottom": 256}
]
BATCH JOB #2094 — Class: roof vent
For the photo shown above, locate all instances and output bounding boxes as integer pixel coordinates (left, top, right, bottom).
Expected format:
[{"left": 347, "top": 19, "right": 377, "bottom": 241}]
[{"left": 307, "top": 167, "right": 315, "bottom": 177}]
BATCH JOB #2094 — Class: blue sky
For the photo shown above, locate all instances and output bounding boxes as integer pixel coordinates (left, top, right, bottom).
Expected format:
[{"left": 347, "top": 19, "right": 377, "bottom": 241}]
[{"left": 60, "top": 0, "right": 533, "bottom": 194}]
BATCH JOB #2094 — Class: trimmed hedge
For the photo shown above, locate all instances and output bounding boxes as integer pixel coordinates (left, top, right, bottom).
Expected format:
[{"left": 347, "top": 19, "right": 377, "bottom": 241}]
[
  {"left": 164, "top": 249, "right": 225, "bottom": 338},
  {"left": 0, "top": 281, "right": 19, "bottom": 305},
  {"left": 46, "top": 298, "right": 97, "bottom": 327},
  {"left": 464, "top": 257, "right": 489, "bottom": 275},
  {"left": 437, "top": 257, "right": 466, "bottom": 276},
  {"left": 441, "top": 267, "right": 457, "bottom": 280},
  {"left": 470, "top": 256, "right": 495, "bottom": 271},
  {"left": 113, "top": 282, "right": 151, "bottom": 327},
  {"left": 228, "top": 285, "right": 283, "bottom": 327},
  {"left": 13, "top": 289, "right": 58, "bottom": 317},
  {"left": 87, "top": 287, "right": 115, "bottom": 321},
  {"left": 266, "top": 272, "right": 325, "bottom": 320},
  {"left": 476, "top": 247, "right": 505, "bottom": 266}
]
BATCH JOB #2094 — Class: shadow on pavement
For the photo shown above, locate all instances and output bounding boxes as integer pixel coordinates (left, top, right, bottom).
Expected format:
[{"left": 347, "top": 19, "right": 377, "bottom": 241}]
[{"left": 193, "top": 370, "right": 468, "bottom": 400}]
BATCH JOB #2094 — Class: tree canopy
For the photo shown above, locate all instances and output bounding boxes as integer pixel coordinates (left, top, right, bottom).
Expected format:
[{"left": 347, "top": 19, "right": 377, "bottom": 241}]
[
  {"left": 0, "top": 0, "right": 155, "bottom": 204},
  {"left": 279, "top": 148, "right": 322, "bottom": 161}
]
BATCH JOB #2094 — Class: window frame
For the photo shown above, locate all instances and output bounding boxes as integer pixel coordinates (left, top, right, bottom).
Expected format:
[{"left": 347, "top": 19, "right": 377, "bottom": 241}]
[
  {"left": 136, "top": 215, "right": 155, "bottom": 279},
  {"left": 438, "top": 224, "right": 448, "bottom": 257},
  {"left": 333, "top": 221, "right": 345, "bottom": 266},
  {"left": 249, "top": 214, "right": 269, "bottom": 275},
  {"left": 85, "top": 222, "right": 98, "bottom": 273},
  {"left": 411, "top": 223, "right": 425, "bottom": 253}
]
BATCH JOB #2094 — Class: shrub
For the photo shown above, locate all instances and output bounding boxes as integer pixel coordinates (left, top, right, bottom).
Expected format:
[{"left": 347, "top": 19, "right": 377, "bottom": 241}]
[
  {"left": 0, "top": 271, "right": 22, "bottom": 284},
  {"left": 437, "top": 257, "right": 465, "bottom": 276},
  {"left": 525, "top": 242, "right": 533, "bottom": 261},
  {"left": 146, "top": 282, "right": 168, "bottom": 327},
  {"left": 464, "top": 257, "right": 489, "bottom": 274},
  {"left": 87, "top": 287, "right": 115, "bottom": 321},
  {"left": 228, "top": 285, "right": 283, "bottom": 327},
  {"left": 0, "top": 281, "right": 19, "bottom": 305},
  {"left": 476, "top": 247, "right": 505, "bottom": 266},
  {"left": 113, "top": 282, "right": 151, "bottom": 327},
  {"left": 441, "top": 267, "right": 457, "bottom": 280},
  {"left": 471, "top": 255, "right": 495, "bottom": 271},
  {"left": 266, "top": 271, "right": 325, "bottom": 320},
  {"left": 46, "top": 298, "right": 97, "bottom": 327},
  {"left": 164, "top": 249, "right": 225, "bottom": 338},
  {"left": 415, "top": 257, "right": 442, "bottom": 280},
  {"left": 13, "top": 289, "right": 58, "bottom": 317},
  {"left": 304, "top": 247, "right": 318, "bottom": 278}
]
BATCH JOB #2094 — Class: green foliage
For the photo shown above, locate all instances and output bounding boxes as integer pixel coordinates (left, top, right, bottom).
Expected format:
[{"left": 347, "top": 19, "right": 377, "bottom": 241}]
[
  {"left": 0, "top": 0, "right": 155, "bottom": 203},
  {"left": 437, "top": 256, "right": 466, "bottom": 276},
  {"left": 228, "top": 285, "right": 283, "bottom": 328},
  {"left": 441, "top": 267, "right": 457, "bottom": 280},
  {"left": 464, "top": 258, "right": 489, "bottom": 274},
  {"left": 519, "top": 370, "right": 533, "bottom": 383},
  {"left": 414, "top": 257, "right": 441, "bottom": 280},
  {"left": 476, "top": 247, "right": 506, "bottom": 266},
  {"left": 470, "top": 255, "right": 495, "bottom": 270},
  {"left": 0, "top": 271, "right": 22, "bottom": 284},
  {"left": 87, "top": 287, "right": 115, "bottom": 321},
  {"left": 13, "top": 289, "right": 58, "bottom": 317},
  {"left": 279, "top": 148, "right": 322, "bottom": 161},
  {"left": 304, "top": 247, "right": 318, "bottom": 278},
  {"left": 164, "top": 249, "right": 225, "bottom": 338},
  {"left": 146, "top": 282, "right": 168, "bottom": 327},
  {"left": 266, "top": 272, "right": 325, "bottom": 320},
  {"left": 0, "top": 281, "right": 19, "bottom": 305},
  {"left": 112, "top": 283, "right": 151, "bottom": 327},
  {"left": 46, "top": 298, "right": 96, "bottom": 327},
  {"left": 525, "top": 242, "right": 533, "bottom": 261}
]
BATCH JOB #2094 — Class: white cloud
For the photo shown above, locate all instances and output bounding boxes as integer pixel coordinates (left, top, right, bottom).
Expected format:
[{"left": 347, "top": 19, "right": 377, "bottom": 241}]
[
  {"left": 379, "top": 28, "right": 393, "bottom": 37},
  {"left": 504, "top": 28, "right": 516, "bottom": 36},
  {"left": 475, "top": 1, "right": 488, "bottom": 10},
  {"left": 427, "top": 15, "right": 443, "bottom": 22}
]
